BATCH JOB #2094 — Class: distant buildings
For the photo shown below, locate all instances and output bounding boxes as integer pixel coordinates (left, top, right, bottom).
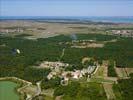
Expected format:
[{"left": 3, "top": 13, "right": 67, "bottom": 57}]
[
  {"left": 110, "top": 30, "right": 133, "bottom": 37},
  {"left": 0, "top": 28, "right": 24, "bottom": 34},
  {"left": 38, "top": 61, "right": 69, "bottom": 70}
]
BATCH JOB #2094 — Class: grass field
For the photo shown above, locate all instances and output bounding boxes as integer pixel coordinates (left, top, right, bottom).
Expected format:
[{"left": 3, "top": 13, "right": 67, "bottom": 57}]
[{"left": 93, "top": 66, "right": 105, "bottom": 78}]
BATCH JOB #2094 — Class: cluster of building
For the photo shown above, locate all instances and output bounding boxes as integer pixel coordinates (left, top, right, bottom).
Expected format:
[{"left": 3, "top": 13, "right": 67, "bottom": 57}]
[
  {"left": 0, "top": 28, "right": 24, "bottom": 34},
  {"left": 38, "top": 61, "right": 69, "bottom": 71},
  {"left": 110, "top": 30, "right": 133, "bottom": 37},
  {"left": 37, "top": 61, "right": 98, "bottom": 85},
  {"left": 47, "top": 65, "right": 97, "bottom": 85}
]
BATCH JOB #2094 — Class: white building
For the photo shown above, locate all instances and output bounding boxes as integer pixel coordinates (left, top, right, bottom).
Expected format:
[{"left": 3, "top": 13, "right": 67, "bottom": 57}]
[
  {"left": 71, "top": 70, "right": 82, "bottom": 79},
  {"left": 47, "top": 72, "right": 57, "bottom": 80}
]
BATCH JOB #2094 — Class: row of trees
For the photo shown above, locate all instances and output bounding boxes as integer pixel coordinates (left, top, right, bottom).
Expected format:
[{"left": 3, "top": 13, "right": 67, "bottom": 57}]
[{"left": 107, "top": 60, "right": 117, "bottom": 77}]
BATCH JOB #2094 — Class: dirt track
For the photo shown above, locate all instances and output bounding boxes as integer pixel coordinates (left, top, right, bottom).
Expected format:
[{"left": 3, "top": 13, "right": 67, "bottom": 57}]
[{"left": 103, "top": 83, "right": 116, "bottom": 100}]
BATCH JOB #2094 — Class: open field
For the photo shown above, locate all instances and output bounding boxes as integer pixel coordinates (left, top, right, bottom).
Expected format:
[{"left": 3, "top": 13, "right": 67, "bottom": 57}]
[
  {"left": 92, "top": 60, "right": 108, "bottom": 78},
  {"left": 125, "top": 68, "right": 133, "bottom": 76},
  {"left": 0, "top": 21, "right": 104, "bottom": 39},
  {"left": 93, "top": 66, "right": 105, "bottom": 77},
  {"left": 1, "top": 20, "right": 133, "bottom": 39},
  {"left": 115, "top": 67, "right": 133, "bottom": 78},
  {"left": 115, "top": 68, "right": 128, "bottom": 78}
]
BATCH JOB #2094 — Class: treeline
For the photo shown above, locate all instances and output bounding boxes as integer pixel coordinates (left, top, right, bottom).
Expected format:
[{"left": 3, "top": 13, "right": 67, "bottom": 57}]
[
  {"left": 107, "top": 60, "right": 117, "bottom": 77},
  {"left": 106, "top": 27, "right": 133, "bottom": 30},
  {"left": 15, "top": 34, "right": 33, "bottom": 37}
]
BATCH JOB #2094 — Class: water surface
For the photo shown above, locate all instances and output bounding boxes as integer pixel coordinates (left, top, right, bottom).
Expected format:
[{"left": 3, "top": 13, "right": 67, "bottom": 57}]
[{"left": 0, "top": 81, "right": 19, "bottom": 100}]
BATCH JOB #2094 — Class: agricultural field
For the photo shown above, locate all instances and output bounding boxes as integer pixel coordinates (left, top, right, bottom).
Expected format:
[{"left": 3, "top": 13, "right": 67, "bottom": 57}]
[
  {"left": 115, "top": 67, "right": 133, "bottom": 78},
  {"left": 0, "top": 21, "right": 105, "bottom": 39}
]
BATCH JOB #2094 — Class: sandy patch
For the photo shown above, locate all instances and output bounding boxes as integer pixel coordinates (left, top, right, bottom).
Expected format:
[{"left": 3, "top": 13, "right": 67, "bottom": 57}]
[
  {"left": 115, "top": 67, "right": 127, "bottom": 78},
  {"left": 115, "top": 67, "right": 133, "bottom": 78},
  {"left": 125, "top": 68, "right": 133, "bottom": 76},
  {"left": 71, "top": 43, "right": 104, "bottom": 48}
]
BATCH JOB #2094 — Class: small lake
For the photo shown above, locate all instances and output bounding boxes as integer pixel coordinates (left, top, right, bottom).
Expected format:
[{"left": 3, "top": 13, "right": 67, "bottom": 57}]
[{"left": 0, "top": 81, "right": 19, "bottom": 100}]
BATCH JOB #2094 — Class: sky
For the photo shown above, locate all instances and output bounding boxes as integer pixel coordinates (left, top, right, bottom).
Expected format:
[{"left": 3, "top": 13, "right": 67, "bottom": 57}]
[{"left": 0, "top": 0, "right": 133, "bottom": 17}]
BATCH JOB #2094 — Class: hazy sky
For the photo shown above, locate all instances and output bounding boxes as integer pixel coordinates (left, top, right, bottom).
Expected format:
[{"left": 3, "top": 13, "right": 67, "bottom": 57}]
[{"left": 0, "top": 0, "right": 133, "bottom": 16}]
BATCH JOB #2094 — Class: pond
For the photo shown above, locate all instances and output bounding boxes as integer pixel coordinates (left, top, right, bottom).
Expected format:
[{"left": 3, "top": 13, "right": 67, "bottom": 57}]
[{"left": 0, "top": 81, "right": 20, "bottom": 100}]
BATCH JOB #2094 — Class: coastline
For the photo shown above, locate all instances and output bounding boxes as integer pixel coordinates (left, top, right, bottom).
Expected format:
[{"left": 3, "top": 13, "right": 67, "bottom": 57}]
[{"left": 0, "top": 16, "right": 133, "bottom": 24}]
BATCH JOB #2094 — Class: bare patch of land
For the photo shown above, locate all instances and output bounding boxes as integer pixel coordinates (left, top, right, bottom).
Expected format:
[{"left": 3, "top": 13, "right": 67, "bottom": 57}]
[
  {"left": 115, "top": 67, "right": 133, "bottom": 78},
  {"left": 60, "top": 39, "right": 117, "bottom": 49},
  {"left": 103, "top": 83, "right": 116, "bottom": 100},
  {"left": 71, "top": 43, "right": 104, "bottom": 48}
]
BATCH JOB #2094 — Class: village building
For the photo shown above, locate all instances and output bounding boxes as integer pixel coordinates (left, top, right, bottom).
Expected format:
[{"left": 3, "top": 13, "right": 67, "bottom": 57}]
[
  {"left": 38, "top": 61, "right": 69, "bottom": 70},
  {"left": 0, "top": 28, "right": 24, "bottom": 33},
  {"left": 47, "top": 72, "right": 57, "bottom": 80},
  {"left": 111, "top": 30, "right": 133, "bottom": 37}
]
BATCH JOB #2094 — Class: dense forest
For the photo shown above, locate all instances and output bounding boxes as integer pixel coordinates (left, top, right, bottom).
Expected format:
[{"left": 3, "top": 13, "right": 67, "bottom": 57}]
[{"left": 0, "top": 33, "right": 133, "bottom": 83}]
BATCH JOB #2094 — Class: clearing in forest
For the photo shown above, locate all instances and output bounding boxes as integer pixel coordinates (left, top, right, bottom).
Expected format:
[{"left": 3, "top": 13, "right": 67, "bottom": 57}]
[{"left": 115, "top": 67, "right": 133, "bottom": 78}]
